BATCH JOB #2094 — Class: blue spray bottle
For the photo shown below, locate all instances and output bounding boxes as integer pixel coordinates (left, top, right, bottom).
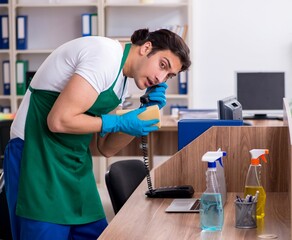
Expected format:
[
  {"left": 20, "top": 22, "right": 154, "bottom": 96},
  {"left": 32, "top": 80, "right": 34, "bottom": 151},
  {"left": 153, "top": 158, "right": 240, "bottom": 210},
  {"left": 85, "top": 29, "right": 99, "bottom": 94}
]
[{"left": 200, "top": 150, "right": 226, "bottom": 231}]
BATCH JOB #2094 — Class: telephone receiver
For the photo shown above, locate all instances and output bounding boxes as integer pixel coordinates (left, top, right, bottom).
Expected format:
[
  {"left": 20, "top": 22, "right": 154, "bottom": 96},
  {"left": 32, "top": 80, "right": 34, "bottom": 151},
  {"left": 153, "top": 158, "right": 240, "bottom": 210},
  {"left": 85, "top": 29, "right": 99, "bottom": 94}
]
[
  {"left": 140, "top": 85, "right": 158, "bottom": 105},
  {"left": 140, "top": 87, "right": 195, "bottom": 198}
]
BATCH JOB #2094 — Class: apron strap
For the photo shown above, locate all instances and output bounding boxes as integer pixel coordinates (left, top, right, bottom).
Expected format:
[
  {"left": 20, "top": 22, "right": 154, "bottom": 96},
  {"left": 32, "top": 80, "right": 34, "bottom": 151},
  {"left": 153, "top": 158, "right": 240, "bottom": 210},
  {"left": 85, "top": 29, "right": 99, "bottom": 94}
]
[
  {"left": 112, "top": 43, "right": 131, "bottom": 86},
  {"left": 28, "top": 85, "right": 35, "bottom": 93},
  {"left": 110, "top": 43, "right": 131, "bottom": 100},
  {"left": 120, "top": 76, "right": 128, "bottom": 98}
]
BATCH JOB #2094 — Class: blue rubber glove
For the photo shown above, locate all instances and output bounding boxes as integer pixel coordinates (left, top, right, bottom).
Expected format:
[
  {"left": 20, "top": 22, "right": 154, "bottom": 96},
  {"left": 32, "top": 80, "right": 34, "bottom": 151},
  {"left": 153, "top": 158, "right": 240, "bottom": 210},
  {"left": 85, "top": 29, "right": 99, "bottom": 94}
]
[
  {"left": 100, "top": 108, "right": 159, "bottom": 137},
  {"left": 143, "top": 82, "right": 168, "bottom": 109}
]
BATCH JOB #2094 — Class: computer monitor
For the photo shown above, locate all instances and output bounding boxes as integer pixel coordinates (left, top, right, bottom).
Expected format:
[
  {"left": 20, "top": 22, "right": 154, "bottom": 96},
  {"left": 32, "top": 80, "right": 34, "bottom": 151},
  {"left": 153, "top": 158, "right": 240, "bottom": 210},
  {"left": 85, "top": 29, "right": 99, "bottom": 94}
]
[
  {"left": 236, "top": 72, "right": 285, "bottom": 119},
  {"left": 217, "top": 96, "right": 243, "bottom": 120}
]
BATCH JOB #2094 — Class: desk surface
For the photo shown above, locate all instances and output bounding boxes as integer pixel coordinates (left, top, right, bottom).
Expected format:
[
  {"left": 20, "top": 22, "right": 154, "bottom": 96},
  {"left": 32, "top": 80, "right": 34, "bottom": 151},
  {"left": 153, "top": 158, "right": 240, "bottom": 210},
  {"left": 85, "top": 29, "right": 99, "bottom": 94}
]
[
  {"left": 99, "top": 179, "right": 290, "bottom": 240},
  {"left": 160, "top": 115, "right": 178, "bottom": 131},
  {"left": 161, "top": 115, "right": 283, "bottom": 129},
  {"left": 101, "top": 106, "right": 291, "bottom": 239}
]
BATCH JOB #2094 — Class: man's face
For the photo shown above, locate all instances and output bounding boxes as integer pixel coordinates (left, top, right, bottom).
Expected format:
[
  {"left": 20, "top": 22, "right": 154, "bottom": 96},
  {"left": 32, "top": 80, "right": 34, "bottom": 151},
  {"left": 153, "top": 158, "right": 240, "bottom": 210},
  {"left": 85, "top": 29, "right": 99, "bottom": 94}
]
[{"left": 133, "top": 44, "right": 182, "bottom": 90}]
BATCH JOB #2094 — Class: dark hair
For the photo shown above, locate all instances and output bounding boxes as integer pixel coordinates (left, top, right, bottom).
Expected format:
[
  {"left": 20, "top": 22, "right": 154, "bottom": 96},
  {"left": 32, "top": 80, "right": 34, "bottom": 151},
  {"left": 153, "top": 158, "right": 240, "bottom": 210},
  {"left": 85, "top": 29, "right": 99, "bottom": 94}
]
[{"left": 131, "top": 28, "right": 191, "bottom": 72}]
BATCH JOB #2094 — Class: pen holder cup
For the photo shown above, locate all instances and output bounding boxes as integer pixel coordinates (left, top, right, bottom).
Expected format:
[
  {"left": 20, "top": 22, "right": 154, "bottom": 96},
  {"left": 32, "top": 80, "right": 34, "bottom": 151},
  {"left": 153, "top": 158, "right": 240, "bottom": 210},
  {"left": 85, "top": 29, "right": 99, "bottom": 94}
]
[{"left": 234, "top": 200, "right": 257, "bottom": 229}]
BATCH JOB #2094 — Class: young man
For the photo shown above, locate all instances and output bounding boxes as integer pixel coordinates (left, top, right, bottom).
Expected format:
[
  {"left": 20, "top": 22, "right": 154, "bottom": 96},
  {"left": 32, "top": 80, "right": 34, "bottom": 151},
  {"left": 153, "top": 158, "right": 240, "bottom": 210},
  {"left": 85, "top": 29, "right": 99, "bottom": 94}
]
[{"left": 4, "top": 28, "right": 191, "bottom": 239}]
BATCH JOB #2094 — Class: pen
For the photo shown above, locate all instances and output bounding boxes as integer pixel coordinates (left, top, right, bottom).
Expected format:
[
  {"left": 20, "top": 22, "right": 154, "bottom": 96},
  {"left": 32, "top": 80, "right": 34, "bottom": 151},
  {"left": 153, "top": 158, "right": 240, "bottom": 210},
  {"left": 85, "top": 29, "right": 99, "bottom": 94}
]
[
  {"left": 236, "top": 195, "right": 242, "bottom": 203},
  {"left": 244, "top": 194, "right": 250, "bottom": 203},
  {"left": 253, "top": 191, "right": 259, "bottom": 203}
]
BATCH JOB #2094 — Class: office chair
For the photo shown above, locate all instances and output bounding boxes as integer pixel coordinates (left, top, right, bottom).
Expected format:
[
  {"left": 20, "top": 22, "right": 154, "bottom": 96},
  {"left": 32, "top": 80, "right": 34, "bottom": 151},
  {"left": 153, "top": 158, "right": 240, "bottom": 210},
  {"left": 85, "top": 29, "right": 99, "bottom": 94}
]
[
  {"left": 105, "top": 159, "right": 147, "bottom": 214},
  {"left": 0, "top": 119, "right": 13, "bottom": 240}
]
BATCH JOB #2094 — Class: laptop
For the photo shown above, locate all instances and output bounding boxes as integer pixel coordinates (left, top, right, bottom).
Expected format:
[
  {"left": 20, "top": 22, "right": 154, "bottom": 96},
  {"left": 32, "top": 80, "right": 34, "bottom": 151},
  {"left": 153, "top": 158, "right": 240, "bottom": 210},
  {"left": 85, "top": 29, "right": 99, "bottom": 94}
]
[{"left": 165, "top": 198, "right": 200, "bottom": 213}]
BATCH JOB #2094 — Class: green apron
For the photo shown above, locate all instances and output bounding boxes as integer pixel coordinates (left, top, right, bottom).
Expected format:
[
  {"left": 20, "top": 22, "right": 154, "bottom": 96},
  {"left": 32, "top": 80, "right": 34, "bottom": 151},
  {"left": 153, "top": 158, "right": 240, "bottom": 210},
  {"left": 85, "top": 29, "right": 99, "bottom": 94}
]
[{"left": 16, "top": 44, "right": 131, "bottom": 224}]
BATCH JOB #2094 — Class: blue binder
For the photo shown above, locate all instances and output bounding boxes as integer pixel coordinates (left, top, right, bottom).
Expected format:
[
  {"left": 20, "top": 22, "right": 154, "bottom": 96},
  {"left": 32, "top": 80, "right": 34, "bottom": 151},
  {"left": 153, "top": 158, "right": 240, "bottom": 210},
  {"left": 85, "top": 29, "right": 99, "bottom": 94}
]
[
  {"left": 178, "top": 71, "right": 188, "bottom": 94},
  {"left": 16, "top": 15, "right": 28, "bottom": 50},
  {"left": 0, "top": 15, "right": 9, "bottom": 49},
  {"left": 178, "top": 119, "right": 243, "bottom": 150},
  {"left": 0, "top": 0, "right": 8, "bottom": 3},
  {"left": 82, "top": 13, "right": 91, "bottom": 36},
  {"left": 2, "top": 60, "right": 10, "bottom": 95}
]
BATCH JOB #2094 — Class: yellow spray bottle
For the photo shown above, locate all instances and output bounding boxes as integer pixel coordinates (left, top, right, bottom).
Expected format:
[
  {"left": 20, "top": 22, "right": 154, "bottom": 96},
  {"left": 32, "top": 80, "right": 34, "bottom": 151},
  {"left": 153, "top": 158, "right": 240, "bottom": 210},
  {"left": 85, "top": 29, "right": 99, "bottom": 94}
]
[{"left": 244, "top": 149, "right": 269, "bottom": 219}]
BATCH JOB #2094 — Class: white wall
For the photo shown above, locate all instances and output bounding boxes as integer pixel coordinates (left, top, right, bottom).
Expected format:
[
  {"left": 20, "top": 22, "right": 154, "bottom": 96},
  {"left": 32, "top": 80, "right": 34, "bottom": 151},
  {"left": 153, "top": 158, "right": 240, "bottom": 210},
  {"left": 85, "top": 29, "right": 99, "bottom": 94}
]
[{"left": 192, "top": 0, "right": 292, "bottom": 109}]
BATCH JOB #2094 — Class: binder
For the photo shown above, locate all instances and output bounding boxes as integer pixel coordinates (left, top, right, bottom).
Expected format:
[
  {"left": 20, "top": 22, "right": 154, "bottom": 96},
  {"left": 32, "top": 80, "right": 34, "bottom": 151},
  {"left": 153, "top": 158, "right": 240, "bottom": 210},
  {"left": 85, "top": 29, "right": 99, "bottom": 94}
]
[
  {"left": 16, "top": 16, "right": 28, "bottom": 50},
  {"left": 0, "top": 0, "right": 8, "bottom": 3},
  {"left": 0, "top": 106, "right": 10, "bottom": 113},
  {"left": 178, "top": 71, "right": 188, "bottom": 94},
  {"left": 25, "top": 71, "right": 36, "bottom": 90},
  {"left": 2, "top": 60, "right": 10, "bottom": 95},
  {"left": 82, "top": 13, "right": 91, "bottom": 37},
  {"left": 16, "top": 60, "right": 28, "bottom": 95},
  {"left": 90, "top": 13, "right": 98, "bottom": 36},
  {"left": 0, "top": 15, "right": 9, "bottom": 49}
]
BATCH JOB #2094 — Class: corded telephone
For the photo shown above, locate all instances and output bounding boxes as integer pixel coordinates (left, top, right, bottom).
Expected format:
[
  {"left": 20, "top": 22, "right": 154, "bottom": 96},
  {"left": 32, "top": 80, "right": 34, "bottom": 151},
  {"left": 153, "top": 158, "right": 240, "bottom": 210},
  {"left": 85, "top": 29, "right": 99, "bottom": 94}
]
[
  {"left": 140, "top": 86, "right": 194, "bottom": 198},
  {"left": 0, "top": 169, "right": 4, "bottom": 194}
]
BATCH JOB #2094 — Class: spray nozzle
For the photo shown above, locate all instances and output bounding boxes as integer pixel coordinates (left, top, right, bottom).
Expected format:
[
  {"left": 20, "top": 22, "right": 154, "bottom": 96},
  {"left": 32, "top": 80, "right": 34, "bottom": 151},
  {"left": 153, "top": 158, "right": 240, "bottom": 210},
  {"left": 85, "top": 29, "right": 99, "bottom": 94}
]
[
  {"left": 216, "top": 148, "right": 226, "bottom": 167},
  {"left": 250, "top": 149, "right": 269, "bottom": 165},
  {"left": 202, "top": 150, "right": 227, "bottom": 169}
]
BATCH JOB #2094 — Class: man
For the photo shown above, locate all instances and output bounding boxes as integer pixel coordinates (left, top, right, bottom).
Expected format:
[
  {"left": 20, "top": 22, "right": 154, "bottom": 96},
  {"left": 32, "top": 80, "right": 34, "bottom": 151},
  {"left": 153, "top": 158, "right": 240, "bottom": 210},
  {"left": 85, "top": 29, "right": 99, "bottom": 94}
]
[{"left": 4, "top": 28, "right": 191, "bottom": 239}]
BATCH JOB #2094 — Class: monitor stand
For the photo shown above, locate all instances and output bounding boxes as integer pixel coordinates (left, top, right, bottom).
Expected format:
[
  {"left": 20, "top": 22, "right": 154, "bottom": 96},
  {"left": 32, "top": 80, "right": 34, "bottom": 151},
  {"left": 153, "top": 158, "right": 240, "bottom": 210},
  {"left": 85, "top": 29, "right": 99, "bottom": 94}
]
[{"left": 243, "top": 114, "right": 283, "bottom": 120}]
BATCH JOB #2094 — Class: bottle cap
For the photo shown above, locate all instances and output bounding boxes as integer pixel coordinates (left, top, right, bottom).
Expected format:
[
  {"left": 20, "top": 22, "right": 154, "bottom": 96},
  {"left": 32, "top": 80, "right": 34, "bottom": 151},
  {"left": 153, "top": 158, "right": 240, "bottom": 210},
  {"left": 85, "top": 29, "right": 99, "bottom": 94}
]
[
  {"left": 250, "top": 149, "right": 269, "bottom": 165},
  {"left": 202, "top": 150, "right": 227, "bottom": 169}
]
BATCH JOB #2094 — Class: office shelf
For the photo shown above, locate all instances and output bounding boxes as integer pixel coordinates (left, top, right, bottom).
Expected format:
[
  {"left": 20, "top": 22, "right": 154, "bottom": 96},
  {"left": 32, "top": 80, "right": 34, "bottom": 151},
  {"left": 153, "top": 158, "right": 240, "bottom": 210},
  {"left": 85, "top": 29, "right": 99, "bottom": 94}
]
[
  {"left": 15, "top": 4, "right": 98, "bottom": 7},
  {"left": 0, "top": 0, "right": 192, "bottom": 114},
  {"left": 104, "top": 3, "right": 187, "bottom": 7}
]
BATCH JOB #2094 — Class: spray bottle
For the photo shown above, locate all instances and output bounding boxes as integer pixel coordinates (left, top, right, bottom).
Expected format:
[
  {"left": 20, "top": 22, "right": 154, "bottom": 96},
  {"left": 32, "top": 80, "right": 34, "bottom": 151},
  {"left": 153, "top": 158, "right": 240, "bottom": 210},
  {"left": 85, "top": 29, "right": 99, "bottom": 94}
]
[
  {"left": 200, "top": 150, "right": 226, "bottom": 231},
  {"left": 216, "top": 148, "right": 227, "bottom": 206},
  {"left": 244, "top": 149, "right": 269, "bottom": 219}
]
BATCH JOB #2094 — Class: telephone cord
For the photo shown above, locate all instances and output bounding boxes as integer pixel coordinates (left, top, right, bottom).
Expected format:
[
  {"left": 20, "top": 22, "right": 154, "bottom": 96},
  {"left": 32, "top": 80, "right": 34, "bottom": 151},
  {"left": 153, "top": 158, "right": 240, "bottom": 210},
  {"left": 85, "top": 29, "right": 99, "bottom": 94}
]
[{"left": 141, "top": 135, "right": 154, "bottom": 193}]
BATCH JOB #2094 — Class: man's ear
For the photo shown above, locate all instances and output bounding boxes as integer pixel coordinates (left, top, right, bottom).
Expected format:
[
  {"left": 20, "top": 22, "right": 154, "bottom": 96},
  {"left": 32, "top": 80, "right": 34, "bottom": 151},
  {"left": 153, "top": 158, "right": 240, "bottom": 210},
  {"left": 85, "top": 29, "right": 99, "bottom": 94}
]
[{"left": 140, "top": 41, "right": 152, "bottom": 56}]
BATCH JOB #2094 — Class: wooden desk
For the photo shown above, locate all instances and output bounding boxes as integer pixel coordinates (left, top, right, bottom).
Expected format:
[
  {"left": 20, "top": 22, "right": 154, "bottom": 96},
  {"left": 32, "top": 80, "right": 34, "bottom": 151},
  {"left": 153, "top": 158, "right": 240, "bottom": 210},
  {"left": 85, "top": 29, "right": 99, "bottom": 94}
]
[
  {"left": 99, "top": 186, "right": 290, "bottom": 240},
  {"left": 99, "top": 128, "right": 291, "bottom": 239},
  {"left": 99, "top": 101, "right": 292, "bottom": 239},
  {"left": 114, "top": 116, "right": 283, "bottom": 169}
]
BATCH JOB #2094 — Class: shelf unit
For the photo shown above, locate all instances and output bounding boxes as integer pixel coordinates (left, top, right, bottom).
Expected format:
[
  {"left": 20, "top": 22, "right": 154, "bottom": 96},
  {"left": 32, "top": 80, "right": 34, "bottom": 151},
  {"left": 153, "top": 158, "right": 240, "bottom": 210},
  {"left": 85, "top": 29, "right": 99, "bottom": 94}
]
[
  {"left": 102, "top": 0, "right": 192, "bottom": 114},
  {"left": 0, "top": 0, "right": 192, "bottom": 115},
  {"left": 0, "top": 2, "right": 10, "bottom": 112}
]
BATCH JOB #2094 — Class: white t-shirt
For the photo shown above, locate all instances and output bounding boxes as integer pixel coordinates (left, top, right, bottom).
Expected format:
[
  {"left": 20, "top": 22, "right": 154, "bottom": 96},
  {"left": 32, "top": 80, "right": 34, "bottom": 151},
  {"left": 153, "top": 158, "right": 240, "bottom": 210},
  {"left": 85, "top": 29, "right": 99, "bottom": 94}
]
[{"left": 11, "top": 36, "right": 129, "bottom": 140}]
